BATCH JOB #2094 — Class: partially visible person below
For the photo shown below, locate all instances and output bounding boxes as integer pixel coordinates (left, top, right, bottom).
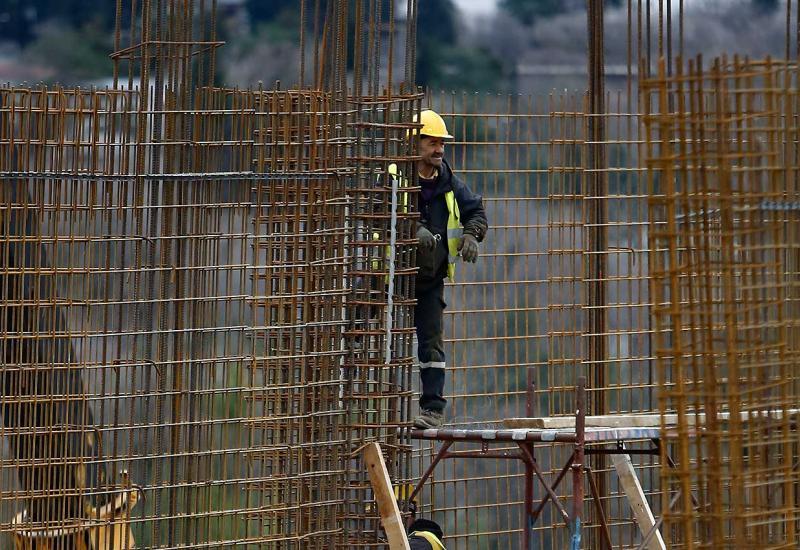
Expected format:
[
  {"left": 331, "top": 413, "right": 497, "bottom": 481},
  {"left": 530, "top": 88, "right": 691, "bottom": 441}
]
[{"left": 408, "top": 518, "right": 446, "bottom": 550}]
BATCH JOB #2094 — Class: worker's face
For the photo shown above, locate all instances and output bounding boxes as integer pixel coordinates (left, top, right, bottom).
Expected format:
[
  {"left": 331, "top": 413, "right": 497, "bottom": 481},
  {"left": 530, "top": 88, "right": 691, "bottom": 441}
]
[{"left": 419, "top": 136, "right": 445, "bottom": 169}]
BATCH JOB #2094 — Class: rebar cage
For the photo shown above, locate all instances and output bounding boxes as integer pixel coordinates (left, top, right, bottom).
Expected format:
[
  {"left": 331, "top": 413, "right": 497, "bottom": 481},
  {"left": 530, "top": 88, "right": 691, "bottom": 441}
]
[
  {"left": 0, "top": 0, "right": 422, "bottom": 547},
  {"left": 644, "top": 56, "right": 800, "bottom": 549},
  {"left": 0, "top": 81, "right": 421, "bottom": 550}
]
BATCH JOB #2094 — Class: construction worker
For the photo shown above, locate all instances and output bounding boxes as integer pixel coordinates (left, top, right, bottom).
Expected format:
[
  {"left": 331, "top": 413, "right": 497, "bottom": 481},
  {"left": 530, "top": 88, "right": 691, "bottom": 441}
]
[
  {"left": 412, "top": 109, "right": 488, "bottom": 429},
  {"left": 408, "top": 518, "right": 446, "bottom": 550}
]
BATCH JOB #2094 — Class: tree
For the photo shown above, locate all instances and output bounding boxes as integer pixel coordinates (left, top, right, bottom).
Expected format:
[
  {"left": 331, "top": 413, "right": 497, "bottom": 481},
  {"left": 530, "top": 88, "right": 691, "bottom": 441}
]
[
  {"left": 417, "top": 0, "right": 458, "bottom": 44},
  {"left": 0, "top": 0, "right": 116, "bottom": 47},
  {"left": 0, "top": 0, "right": 35, "bottom": 45},
  {"left": 430, "top": 46, "right": 505, "bottom": 91},
  {"left": 753, "top": 0, "right": 779, "bottom": 13},
  {"left": 245, "top": 0, "right": 297, "bottom": 24},
  {"left": 499, "top": 0, "right": 570, "bottom": 26},
  {"left": 500, "top": 0, "right": 623, "bottom": 26},
  {"left": 416, "top": 0, "right": 457, "bottom": 88},
  {"left": 416, "top": 0, "right": 507, "bottom": 91},
  {"left": 23, "top": 20, "right": 112, "bottom": 82}
]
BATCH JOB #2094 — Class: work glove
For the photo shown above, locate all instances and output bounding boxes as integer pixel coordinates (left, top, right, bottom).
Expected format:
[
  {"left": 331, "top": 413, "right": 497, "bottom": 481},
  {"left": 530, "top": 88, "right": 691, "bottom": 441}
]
[
  {"left": 416, "top": 224, "right": 437, "bottom": 252},
  {"left": 458, "top": 233, "right": 479, "bottom": 263}
]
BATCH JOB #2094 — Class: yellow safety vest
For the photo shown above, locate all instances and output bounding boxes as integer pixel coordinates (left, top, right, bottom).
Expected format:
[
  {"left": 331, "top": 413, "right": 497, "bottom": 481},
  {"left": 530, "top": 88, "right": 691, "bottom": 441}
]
[
  {"left": 389, "top": 163, "right": 410, "bottom": 213},
  {"left": 373, "top": 165, "right": 463, "bottom": 282},
  {"left": 372, "top": 163, "right": 410, "bottom": 274},
  {"left": 443, "top": 190, "right": 462, "bottom": 281},
  {"left": 410, "top": 530, "right": 446, "bottom": 550}
]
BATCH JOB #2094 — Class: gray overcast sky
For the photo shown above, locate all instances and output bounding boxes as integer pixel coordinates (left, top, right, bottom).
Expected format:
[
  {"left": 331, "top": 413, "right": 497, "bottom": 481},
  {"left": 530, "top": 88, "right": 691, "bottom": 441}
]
[{"left": 451, "top": 0, "right": 499, "bottom": 17}]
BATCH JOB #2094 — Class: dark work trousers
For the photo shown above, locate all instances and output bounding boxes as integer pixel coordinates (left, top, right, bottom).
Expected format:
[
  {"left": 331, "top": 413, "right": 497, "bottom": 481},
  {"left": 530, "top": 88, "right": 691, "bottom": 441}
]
[{"left": 415, "top": 275, "right": 447, "bottom": 412}]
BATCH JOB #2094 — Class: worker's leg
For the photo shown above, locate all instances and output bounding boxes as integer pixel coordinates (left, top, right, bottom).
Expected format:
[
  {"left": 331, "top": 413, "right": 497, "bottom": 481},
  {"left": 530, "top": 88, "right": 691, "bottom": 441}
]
[{"left": 415, "top": 277, "right": 446, "bottom": 412}]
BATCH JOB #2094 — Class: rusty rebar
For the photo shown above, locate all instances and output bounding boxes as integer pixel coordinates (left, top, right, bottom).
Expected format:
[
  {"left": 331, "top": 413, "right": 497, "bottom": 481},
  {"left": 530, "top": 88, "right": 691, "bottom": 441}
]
[{"left": 644, "top": 56, "right": 800, "bottom": 549}]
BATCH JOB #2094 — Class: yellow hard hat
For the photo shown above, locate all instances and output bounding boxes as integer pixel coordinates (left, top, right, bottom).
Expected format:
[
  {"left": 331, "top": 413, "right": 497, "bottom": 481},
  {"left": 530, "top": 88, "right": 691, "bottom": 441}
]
[{"left": 414, "top": 109, "right": 453, "bottom": 139}]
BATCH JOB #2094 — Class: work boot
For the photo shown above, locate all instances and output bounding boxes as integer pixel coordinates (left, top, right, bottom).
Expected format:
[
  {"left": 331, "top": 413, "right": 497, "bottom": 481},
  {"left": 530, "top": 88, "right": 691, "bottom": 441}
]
[{"left": 413, "top": 409, "right": 444, "bottom": 429}]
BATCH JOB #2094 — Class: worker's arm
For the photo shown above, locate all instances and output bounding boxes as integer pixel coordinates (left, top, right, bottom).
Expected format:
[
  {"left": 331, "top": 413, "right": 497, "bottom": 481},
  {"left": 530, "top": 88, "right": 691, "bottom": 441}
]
[{"left": 451, "top": 175, "right": 488, "bottom": 242}]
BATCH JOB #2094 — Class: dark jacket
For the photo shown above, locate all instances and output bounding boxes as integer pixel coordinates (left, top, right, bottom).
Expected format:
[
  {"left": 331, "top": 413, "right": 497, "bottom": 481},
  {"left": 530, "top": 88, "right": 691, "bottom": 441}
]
[
  {"left": 409, "top": 534, "right": 436, "bottom": 550},
  {"left": 417, "top": 159, "right": 488, "bottom": 281}
]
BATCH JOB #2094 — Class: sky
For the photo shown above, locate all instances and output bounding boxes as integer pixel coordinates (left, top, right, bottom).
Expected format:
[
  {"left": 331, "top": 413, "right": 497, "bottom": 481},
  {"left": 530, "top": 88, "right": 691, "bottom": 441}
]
[{"left": 450, "top": 0, "right": 499, "bottom": 18}]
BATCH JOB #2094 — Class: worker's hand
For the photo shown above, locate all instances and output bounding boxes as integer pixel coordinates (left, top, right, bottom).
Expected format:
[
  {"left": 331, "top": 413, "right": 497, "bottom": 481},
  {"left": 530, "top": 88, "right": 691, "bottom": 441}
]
[
  {"left": 416, "top": 224, "right": 437, "bottom": 252},
  {"left": 458, "top": 234, "right": 479, "bottom": 263}
]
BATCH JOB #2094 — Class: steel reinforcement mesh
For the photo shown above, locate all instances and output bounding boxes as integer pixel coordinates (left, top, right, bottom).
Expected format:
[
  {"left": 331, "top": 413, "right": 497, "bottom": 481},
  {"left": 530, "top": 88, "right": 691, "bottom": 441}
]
[
  {"left": 247, "top": 87, "right": 421, "bottom": 548},
  {"left": 0, "top": 0, "right": 423, "bottom": 548},
  {"left": 643, "top": 57, "right": 800, "bottom": 549},
  {"left": 5, "top": 2, "right": 800, "bottom": 549},
  {"left": 0, "top": 85, "right": 254, "bottom": 548},
  {"left": 0, "top": 83, "right": 420, "bottom": 549},
  {"left": 408, "top": 91, "right": 660, "bottom": 549},
  {"left": 246, "top": 88, "right": 350, "bottom": 547}
]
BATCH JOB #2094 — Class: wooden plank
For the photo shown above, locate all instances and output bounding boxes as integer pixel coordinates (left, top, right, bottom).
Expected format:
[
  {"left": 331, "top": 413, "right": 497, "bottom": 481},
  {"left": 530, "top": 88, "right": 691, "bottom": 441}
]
[
  {"left": 612, "top": 452, "right": 665, "bottom": 550},
  {"left": 363, "top": 442, "right": 410, "bottom": 550},
  {"left": 504, "top": 408, "right": 800, "bottom": 430},
  {"left": 504, "top": 414, "right": 664, "bottom": 429}
]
